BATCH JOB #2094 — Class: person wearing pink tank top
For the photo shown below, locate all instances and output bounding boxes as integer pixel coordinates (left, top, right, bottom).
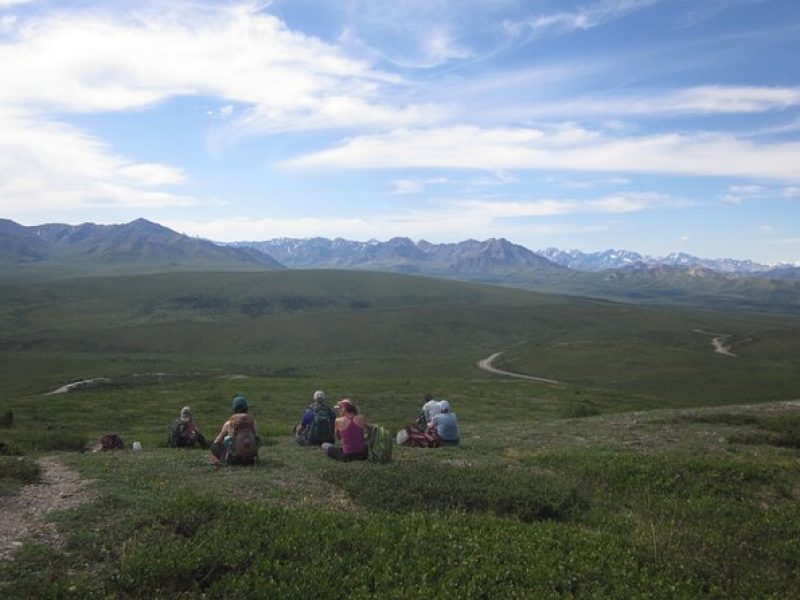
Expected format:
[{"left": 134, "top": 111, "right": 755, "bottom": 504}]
[{"left": 321, "top": 398, "right": 368, "bottom": 462}]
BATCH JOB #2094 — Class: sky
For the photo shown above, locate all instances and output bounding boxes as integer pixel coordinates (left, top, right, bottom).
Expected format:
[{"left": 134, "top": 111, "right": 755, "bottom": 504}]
[{"left": 1, "top": 0, "right": 799, "bottom": 263}]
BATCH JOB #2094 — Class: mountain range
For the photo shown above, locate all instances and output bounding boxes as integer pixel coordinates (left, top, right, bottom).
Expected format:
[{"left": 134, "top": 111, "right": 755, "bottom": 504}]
[
  {"left": 230, "top": 236, "right": 800, "bottom": 313},
  {"left": 2, "top": 218, "right": 799, "bottom": 313},
  {"left": 232, "top": 236, "right": 799, "bottom": 279},
  {"left": 537, "top": 248, "right": 776, "bottom": 274},
  {"left": 0, "top": 218, "right": 283, "bottom": 276}
]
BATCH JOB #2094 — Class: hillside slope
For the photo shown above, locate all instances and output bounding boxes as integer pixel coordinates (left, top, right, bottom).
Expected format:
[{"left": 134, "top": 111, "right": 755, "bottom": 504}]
[{"left": 2, "top": 269, "right": 800, "bottom": 404}]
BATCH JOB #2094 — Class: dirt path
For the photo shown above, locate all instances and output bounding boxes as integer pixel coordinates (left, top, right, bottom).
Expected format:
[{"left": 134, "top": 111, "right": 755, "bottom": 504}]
[
  {"left": 477, "top": 352, "right": 564, "bottom": 385},
  {"left": 0, "top": 457, "right": 94, "bottom": 561},
  {"left": 692, "top": 329, "right": 737, "bottom": 357},
  {"left": 46, "top": 378, "right": 111, "bottom": 395}
]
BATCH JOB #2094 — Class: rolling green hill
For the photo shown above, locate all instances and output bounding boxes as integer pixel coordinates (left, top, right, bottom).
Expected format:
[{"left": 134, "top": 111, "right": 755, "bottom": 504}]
[
  {"left": 2, "top": 269, "right": 800, "bottom": 596},
  {"left": 2, "top": 269, "right": 800, "bottom": 407}
]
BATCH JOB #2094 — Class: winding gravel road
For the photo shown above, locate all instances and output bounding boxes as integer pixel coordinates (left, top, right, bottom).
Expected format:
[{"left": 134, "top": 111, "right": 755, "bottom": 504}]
[{"left": 477, "top": 352, "right": 564, "bottom": 385}]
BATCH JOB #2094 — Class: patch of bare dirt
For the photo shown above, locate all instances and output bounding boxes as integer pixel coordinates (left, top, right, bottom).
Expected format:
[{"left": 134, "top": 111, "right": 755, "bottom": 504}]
[{"left": 0, "top": 457, "right": 94, "bottom": 561}]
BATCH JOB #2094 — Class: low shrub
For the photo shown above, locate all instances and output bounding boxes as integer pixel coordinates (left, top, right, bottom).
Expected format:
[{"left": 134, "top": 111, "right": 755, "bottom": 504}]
[
  {"left": 0, "top": 456, "right": 39, "bottom": 496},
  {"left": 327, "top": 461, "right": 585, "bottom": 522},
  {"left": 563, "top": 402, "right": 601, "bottom": 418}
]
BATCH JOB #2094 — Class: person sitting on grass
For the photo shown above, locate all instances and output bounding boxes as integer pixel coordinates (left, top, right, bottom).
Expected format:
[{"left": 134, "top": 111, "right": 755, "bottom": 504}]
[
  {"left": 416, "top": 393, "right": 441, "bottom": 428},
  {"left": 209, "top": 395, "right": 259, "bottom": 465},
  {"left": 428, "top": 400, "right": 460, "bottom": 446},
  {"left": 294, "top": 390, "right": 336, "bottom": 446},
  {"left": 168, "top": 405, "right": 208, "bottom": 449},
  {"left": 321, "top": 398, "right": 368, "bottom": 462}
]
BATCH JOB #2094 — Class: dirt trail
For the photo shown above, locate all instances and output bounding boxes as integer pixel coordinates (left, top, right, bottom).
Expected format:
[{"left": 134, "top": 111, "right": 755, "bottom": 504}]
[
  {"left": 0, "top": 457, "right": 94, "bottom": 561},
  {"left": 477, "top": 352, "right": 564, "bottom": 385},
  {"left": 692, "top": 329, "right": 737, "bottom": 357},
  {"left": 46, "top": 378, "right": 111, "bottom": 395}
]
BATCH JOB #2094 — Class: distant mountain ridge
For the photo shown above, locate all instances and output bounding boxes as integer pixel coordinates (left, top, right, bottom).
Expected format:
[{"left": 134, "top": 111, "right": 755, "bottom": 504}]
[
  {"left": 538, "top": 247, "right": 774, "bottom": 275},
  {"left": 231, "top": 235, "right": 800, "bottom": 314},
  {"left": 233, "top": 236, "right": 798, "bottom": 279},
  {"left": 0, "top": 218, "right": 284, "bottom": 276},
  {"left": 2, "top": 218, "right": 798, "bottom": 313},
  {"left": 232, "top": 236, "right": 565, "bottom": 276}
]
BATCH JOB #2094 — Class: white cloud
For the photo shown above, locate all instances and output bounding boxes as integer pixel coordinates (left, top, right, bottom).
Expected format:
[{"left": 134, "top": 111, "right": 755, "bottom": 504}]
[
  {"left": 720, "top": 184, "right": 800, "bottom": 204},
  {"left": 514, "top": 86, "right": 800, "bottom": 118},
  {"left": 0, "top": 2, "right": 424, "bottom": 133},
  {"left": 509, "top": 0, "right": 661, "bottom": 37},
  {"left": 164, "top": 191, "right": 675, "bottom": 242},
  {"left": 391, "top": 177, "right": 448, "bottom": 194},
  {"left": 454, "top": 192, "right": 678, "bottom": 218},
  {"left": 0, "top": 108, "right": 193, "bottom": 216},
  {"left": 285, "top": 124, "right": 800, "bottom": 181}
]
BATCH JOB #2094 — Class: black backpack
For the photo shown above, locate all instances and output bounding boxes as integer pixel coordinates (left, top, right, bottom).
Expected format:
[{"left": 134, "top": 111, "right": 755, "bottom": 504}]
[
  {"left": 168, "top": 421, "right": 192, "bottom": 447},
  {"left": 308, "top": 405, "right": 335, "bottom": 445}
]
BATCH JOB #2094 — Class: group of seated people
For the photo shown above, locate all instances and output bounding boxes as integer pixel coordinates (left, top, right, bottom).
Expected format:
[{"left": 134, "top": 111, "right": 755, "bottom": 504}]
[
  {"left": 168, "top": 390, "right": 460, "bottom": 465},
  {"left": 168, "top": 395, "right": 259, "bottom": 465},
  {"left": 399, "top": 393, "right": 460, "bottom": 447},
  {"left": 294, "top": 391, "right": 369, "bottom": 462}
]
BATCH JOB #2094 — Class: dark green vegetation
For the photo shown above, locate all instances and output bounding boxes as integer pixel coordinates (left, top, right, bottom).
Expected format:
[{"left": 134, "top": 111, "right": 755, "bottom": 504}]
[{"left": 1, "top": 269, "right": 799, "bottom": 597}]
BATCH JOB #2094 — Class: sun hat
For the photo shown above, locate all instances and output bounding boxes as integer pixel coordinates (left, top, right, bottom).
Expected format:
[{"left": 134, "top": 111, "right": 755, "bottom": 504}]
[
  {"left": 232, "top": 395, "right": 248, "bottom": 413},
  {"left": 313, "top": 390, "right": 325, "bottom": 402},
  {"left": 438, "top": 400, "right": 450, "bottom": 413},
  {"left": 179, "top": 406, "right": 193, "bottom": 422},
  {"left": 335, "top": 398, "right": 353, "bottom": 412}
]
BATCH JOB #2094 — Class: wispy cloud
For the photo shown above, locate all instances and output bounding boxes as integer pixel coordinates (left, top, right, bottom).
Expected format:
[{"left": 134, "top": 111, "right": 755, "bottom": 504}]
[
  {"left": 0, "top": 3, "right": 414, "bottom": 129},
  {"left": 509, "top": 86, "right": 800, "bottom": 119},
  {"left": 720, "top": 184, "right": 800, "bottom": 204},
  {"left": 285, "top": 124, "right": 800, "bottom": 181},
  {"left": 391, "top": 177, "right": 449, "bottom": 194},
  {"left": 164, "top": 191, "right": 676, "bottom": 242},
  {"left": 0, "top": 108, "right": 193, "bottom": 215},
  {"left": 508, "top": 0, "right": 661, "bottom": 37}
]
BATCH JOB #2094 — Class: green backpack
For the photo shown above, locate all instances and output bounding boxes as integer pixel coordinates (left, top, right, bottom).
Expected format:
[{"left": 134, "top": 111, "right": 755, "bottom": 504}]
[
  {"left": 308, "top": 406, "right": 335, "bottom": 445},
  {"left": 366, "top": 424, "right": 393, "bottom": 464}
]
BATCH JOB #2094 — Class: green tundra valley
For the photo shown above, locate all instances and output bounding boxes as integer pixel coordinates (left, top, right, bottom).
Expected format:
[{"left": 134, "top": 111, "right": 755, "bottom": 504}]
[{"left": 2, "top": 268, "right": 799, "bottom": 597}]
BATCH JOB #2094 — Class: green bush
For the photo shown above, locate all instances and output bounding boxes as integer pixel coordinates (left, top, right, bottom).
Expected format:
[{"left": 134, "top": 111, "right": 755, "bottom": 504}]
[
  {"left": 0, "top": 456, "right": 39, "bottom": 496},
  {"left": 328, "top": 462, "right": 585, "bottom": 522}
]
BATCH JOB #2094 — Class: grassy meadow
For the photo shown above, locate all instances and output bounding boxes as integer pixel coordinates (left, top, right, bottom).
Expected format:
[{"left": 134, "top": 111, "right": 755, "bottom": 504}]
[{"left": 1, "top": 270, "right": 800, "bottom": 597}]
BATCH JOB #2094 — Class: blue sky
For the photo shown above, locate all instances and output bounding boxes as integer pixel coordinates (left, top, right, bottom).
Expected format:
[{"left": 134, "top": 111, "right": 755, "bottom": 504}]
[{"left": 1, "top": 0, "right": 799, "bottom": 262}]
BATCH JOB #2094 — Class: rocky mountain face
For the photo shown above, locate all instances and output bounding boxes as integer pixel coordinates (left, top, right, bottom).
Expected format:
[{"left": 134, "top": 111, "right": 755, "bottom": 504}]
[
  {"left": 0, "top": 218, "right": 284, "bottom": 274},
  {"left": 232, "top": 237, "right": 565, "bottom": 275}
]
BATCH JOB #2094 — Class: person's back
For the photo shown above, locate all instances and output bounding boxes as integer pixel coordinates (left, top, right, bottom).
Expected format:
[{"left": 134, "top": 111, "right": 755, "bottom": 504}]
[
  {"left": 210, "top": 395, "right": 259, "bottom": 465},
  {"left": 430, "top": 401, "right": 459, "bottom": 445},
  {"left": 339, "top": 413, "right": 367, "bottom": 455},
  {"left": 308, "top": 403, "right": 335, "bottom": 445},
  {"left": 169, "top": 406, "right": 207, "bottom": 449},
  {"left": 322, "top": 398, "right": 368, "bottom": 462}
]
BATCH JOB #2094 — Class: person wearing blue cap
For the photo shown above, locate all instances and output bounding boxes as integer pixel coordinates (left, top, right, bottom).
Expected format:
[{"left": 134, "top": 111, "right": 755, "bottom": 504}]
[{"left": 209, "top": 394, "right": 259, "bottom": 465}]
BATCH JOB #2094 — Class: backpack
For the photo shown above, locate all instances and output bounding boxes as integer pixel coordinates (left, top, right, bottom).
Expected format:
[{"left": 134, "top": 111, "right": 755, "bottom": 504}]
[
  {"left": 366, "top": 424, "right": 393, "bottom": 464},
  {"left": 399, "top": 426, "right": 441, "bottom": 448},
  {"left": 100, "top": 433, "right": 124, "bottom": 451},
  {"left": 227, "top": 416, "right": 258, "bottom": 465},
  {"left": 168, "top": 421, "right": 192, "bottom": 448},
  {"left": 308, "top": 405, "right": 335, "bottom": 445}
]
